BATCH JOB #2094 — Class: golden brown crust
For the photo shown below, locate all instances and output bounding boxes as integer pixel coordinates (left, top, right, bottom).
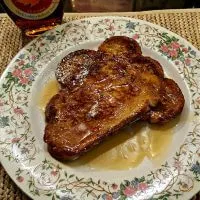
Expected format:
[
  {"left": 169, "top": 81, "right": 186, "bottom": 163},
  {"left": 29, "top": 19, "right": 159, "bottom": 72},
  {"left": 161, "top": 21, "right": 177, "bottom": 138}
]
[
  {"left": 128, "top": 56, "right": 164, "bottom": 78},
  {"left": 56, "top": 49, "right": 101, "bottom": 89},
  {"left": 44, "top": 36, "right": 185, "bottom": 160},
  {"left": 98, "top": 36, "right": 142, "bottom": 57},
  {"left": 44, "top": 55, "right": 162, "bottom": 160},
  {"left": 98, "top": 36, "right": 185, "bottom": 124},
  {"left": 146, "top": 78, "right": 185, "bottom": 124}
]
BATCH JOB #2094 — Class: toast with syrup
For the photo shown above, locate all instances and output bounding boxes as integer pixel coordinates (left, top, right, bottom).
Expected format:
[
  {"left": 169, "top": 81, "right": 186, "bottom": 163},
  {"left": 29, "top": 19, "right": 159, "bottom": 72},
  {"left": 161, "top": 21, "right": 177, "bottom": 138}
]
[
  {"left": 98, "top": 36, "right": 184, "bottom": 124},
  {"left": 44, "top": 36, "right": 185, "bottom": 160},
  {"left": 44, "top": 55, "right": 162, "bottom": 160}
]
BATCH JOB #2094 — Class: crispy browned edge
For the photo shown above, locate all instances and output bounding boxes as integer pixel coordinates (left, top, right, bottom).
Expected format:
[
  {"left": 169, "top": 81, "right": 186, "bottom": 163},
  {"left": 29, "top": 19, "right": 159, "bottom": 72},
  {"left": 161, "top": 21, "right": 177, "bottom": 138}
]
[
  {"left": 146, "top": 78, "right": 185, "bottom": 124},
  {"left": 98, "top": 36, "right": 142, "bottom": 57},
  {"left": 45, "top": 36, "right": 185, "bottom": 160},
  {"left": 45, "top": 93, "right": 61, "bottom": 124},
  {"left": 45, "top": 53, "right": 160, "bottom": 160},
  {"left": 45, "top": 101, "right": 150, "bottom": 160},
  {"left": 128, "top": 55, "right": 164, "bottom": 78},
  {"left": 98, "top": 36, "right": 184, "bottom": 124},
  {"left": 56, "top": 49, "right": 100, "bottom": 88}
]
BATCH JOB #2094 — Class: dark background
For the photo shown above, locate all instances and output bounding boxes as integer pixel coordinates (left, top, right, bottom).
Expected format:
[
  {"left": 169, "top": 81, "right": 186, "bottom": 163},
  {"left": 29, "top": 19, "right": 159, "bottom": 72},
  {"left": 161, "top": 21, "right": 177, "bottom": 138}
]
[{"left": 0, "top": 0, "right": 200, "bottom": 13}]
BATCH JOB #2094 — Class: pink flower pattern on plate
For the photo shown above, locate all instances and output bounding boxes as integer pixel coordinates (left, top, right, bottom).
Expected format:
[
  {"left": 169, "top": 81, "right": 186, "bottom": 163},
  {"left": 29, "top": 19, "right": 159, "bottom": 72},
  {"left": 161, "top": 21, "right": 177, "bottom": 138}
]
[
  {"left": 175, "top": 60, "right": 179, "bottom": 65},
  {"left": 11, "top": 137, "right": 20, "bottom": 143},
  {"left": 161, "top": 45, "right": 169, "bottom": 53},
  {"left": 185, "top": 58, "right": 191, "bottom": 66},
  {"left": 173, "top": 160, "right": 183, "bottom": 171},
  {"left": 138, "top": 182, "right": 148, "bottom": 191},
  {"left": 18, "top": 60, "right": 25, "bottom": 66},
  {"left": 133, "top": 34, "right": 139, "bottom": 40},
  {"left": 31, "top": 55, "right": 36, "bottom": 60},
  {"left": 109, "top": 25, "right": 114, "bottom": 31},
  {"left": 111, "top": 183, "right": 118, "bottom": 190},
  {"left": 12, "top": 68, "right": 22, "bottom": 78},
  {"left": 23, "top": 68, "right": 33, "bottom": 76},
  {"left": 196, "top": 97, "right": 200, "bottom": 105},
  {"left": 106, "top": 195, "right": 113, "bottom": 200},
  {"left": 123, "top": 186, "right": 137, "bottom": 197},
  {"left": 11, "top": 67, "right": 34, "bottom": 85},
  {"left": 171, "top": 41, "right": 180, "bottom": 49},
  {"left": 182, "top": 47, "right": 188, "bottom": 53},
  {"left": 16, "top": 176, "right": 24, "bottom": 182},
  {"left": 169, "top": 49, "right": 178, "bottom": 58},
  {"left": 19, "top": 77, "right": 29, "bottom": 85},
  {"left": 50, "top": 169, "right": 58, "bottom": 176},
  {"left": 14, "top": 107, "right": 24, "bottom": 115}
]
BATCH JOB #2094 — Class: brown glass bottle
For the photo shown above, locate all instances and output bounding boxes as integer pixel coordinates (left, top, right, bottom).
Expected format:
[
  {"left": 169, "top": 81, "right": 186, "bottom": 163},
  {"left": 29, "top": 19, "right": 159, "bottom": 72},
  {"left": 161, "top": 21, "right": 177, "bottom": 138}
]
[{"left": 0, "top": 0, "right": 64, "bottom": 37}]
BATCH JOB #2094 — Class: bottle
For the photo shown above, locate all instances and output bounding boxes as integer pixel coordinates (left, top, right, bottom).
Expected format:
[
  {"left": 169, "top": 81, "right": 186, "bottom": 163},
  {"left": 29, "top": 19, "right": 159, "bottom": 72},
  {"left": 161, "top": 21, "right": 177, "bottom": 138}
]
[{"left": 0, "top": 0, "right": 64, "bottom": 37}]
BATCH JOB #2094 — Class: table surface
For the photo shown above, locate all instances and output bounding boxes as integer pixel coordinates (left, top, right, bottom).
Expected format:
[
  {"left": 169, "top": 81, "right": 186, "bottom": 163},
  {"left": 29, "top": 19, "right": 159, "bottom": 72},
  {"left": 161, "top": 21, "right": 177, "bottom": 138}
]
[{"left": 0, "top": 9, "right": 200, "bottom": 200}]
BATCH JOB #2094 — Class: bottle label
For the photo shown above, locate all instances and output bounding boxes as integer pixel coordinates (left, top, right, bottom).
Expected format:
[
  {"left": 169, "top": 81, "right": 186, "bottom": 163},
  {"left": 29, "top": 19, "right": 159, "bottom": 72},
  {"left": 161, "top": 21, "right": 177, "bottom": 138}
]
[{"left": 3, "top": 0, "right": 60, "bottom": 20}]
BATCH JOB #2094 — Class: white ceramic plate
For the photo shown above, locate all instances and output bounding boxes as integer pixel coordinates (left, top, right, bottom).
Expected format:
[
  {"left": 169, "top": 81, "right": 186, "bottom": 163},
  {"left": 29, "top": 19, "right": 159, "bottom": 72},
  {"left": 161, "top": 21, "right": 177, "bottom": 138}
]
[{"left": 0, "top": 17, "right": 200, "bottom": 200}]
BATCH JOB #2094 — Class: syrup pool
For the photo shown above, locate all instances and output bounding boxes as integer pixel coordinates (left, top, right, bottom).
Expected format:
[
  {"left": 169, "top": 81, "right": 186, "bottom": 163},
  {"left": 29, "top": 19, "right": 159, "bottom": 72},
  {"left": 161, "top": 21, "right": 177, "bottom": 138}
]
[{"left": 38, "top": 79, "right": 178, "bottom": 170}]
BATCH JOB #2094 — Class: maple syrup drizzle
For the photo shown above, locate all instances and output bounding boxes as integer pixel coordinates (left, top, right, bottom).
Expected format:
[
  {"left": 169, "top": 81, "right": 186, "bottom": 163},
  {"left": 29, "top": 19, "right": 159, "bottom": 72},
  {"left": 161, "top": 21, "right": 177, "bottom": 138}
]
[{"left": 38, "top": 79, "right": 178, "bottom": 170}]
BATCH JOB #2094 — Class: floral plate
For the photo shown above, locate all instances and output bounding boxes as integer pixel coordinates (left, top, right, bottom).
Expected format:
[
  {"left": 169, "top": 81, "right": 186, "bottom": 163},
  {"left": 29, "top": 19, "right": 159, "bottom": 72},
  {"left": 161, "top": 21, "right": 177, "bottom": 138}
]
[{"left": 0, "top": 17, "right": 200, "bottom": 200}]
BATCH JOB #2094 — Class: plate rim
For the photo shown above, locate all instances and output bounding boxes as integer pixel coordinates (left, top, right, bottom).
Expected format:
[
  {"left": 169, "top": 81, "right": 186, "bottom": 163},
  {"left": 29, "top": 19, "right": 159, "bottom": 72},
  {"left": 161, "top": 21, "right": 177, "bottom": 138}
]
[{"left": 0, "top": 16, "right": 200, "bottom": 200}]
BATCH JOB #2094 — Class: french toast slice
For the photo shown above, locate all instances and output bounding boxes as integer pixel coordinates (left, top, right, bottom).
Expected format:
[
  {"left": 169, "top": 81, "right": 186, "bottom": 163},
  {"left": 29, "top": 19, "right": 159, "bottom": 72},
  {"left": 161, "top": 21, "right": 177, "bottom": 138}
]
[
  {"left": 144, "top": 78, "right": 185, "bottom": 124},
  {"left": 44, "top": 56, "right": 162, "bottom": 160},
  {"left": 127, "top": 56, "right": 164, "bottom": 78},
  {"left": 98, "top": 36, "right": 142, "bottom": 57},
  {"left": 127, "top": 58, "right": 184, "bottom": 123},
  {"left": 56, "top": 49, "right": 100, "bottom": 89},
  {"left": 98, "top": 36, "right": 184, "bottom": 123}
]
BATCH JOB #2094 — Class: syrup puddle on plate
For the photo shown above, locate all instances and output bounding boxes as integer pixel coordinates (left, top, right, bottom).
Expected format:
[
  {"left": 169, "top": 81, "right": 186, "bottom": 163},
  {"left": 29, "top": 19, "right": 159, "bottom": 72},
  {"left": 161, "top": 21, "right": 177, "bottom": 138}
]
[
  {"left": 68, "top": 120, "right": 177, "bottom": 170},
  {"left": 38, "top": 79, "right": 60, "bottom": 112},
  {"left": 38, "top": 79, "right": 179, "bottom": 170}
]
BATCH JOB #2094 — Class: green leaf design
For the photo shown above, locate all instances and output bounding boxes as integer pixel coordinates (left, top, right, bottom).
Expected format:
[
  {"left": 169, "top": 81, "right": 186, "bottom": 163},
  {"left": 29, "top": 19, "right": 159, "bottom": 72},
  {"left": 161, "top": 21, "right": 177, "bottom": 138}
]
[
  {"left": 126, "top": 21, "right": 137, "bottom": 30},
  {"left": 69, "top": 174, "right": 75, "bottom": 178},
  {"left": 0, "top": 116, "right": 9, "bottom": 127}
]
